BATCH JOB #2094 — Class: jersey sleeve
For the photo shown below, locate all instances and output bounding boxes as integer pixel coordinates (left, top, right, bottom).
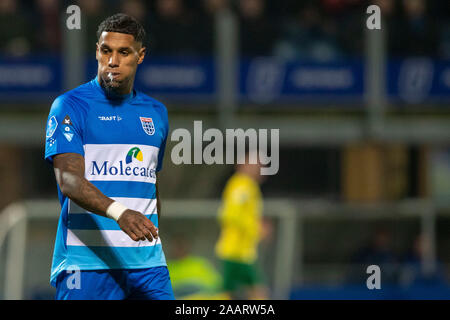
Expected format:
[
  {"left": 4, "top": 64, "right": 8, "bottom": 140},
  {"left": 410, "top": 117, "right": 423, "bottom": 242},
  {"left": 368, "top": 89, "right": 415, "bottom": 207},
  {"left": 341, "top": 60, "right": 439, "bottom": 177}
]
[
  {"left": 156, "top": 104, "right": 169, "bottom": 172},
  {"left": 44, "top": 95, "right": 86, "bottom": 164}
]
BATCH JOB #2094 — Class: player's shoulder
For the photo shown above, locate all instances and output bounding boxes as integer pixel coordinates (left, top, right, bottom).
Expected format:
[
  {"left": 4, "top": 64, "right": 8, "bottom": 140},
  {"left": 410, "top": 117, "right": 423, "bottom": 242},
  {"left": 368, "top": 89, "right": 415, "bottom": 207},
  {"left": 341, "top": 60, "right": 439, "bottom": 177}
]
[
  {"left": 224, "top": 175, "right": 253, "bottom": 204},
  {"left": 51, "top": 81, "right": 94, "bottom": 112},
  {"left": 134, "top": 91, "right": 168, "bottom": 117},
  {"left": 227, "top": 173, "right": 253, "bottom": 192}
]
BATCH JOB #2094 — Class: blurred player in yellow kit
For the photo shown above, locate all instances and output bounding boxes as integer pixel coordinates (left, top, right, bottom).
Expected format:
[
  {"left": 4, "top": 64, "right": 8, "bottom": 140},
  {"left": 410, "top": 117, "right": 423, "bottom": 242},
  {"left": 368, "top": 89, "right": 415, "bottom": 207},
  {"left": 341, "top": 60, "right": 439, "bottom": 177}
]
[{"left": 215, "top": 151, "right": 271, "bottom": 300}]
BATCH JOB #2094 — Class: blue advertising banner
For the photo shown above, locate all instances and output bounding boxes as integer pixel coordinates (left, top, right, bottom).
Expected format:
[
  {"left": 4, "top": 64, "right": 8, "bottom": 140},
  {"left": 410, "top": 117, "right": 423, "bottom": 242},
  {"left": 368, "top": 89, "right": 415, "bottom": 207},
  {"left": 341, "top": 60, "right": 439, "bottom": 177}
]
[
  {"left": 239, "top": 58, "right": 365, "bottom": 104},
  {"left": 0, "top": 55, "right": 449, "bottom": 105},
  {"left": 0, "top": 55, "right": 62, "bottom": 101},
  {"left": 387, "top": 58, "right": 450, "bottom": 104}
]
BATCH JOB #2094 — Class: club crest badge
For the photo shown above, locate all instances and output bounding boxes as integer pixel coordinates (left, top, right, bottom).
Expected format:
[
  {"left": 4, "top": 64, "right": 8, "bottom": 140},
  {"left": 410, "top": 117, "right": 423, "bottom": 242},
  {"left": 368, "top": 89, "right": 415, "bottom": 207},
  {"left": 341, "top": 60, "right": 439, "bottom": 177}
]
[{"left": 140, "top": 117, "right": 155, "bottom": 136}]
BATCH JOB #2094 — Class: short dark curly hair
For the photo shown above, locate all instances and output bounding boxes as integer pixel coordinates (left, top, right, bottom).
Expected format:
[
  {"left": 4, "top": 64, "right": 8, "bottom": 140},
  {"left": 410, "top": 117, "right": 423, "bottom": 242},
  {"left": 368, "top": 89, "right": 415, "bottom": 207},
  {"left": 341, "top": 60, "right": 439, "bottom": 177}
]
[{"left": 97, "top": 13, "right": 146, "bottom": 45}]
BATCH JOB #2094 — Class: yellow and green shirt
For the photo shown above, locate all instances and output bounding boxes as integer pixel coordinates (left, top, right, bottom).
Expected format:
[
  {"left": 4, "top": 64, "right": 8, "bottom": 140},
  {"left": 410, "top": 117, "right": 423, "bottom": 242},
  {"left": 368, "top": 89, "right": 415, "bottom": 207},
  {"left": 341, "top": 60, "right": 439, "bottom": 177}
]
[{"left": 215, "top": 173, "right": 263, "bottom": 264}]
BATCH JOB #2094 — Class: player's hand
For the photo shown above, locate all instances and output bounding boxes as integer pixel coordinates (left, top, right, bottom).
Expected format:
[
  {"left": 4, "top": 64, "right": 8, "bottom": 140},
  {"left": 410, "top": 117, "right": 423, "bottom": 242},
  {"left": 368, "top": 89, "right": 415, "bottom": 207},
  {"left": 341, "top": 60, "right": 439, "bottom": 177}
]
[{"left": 117, "top": 209, "right": 159, "bottom": 242}]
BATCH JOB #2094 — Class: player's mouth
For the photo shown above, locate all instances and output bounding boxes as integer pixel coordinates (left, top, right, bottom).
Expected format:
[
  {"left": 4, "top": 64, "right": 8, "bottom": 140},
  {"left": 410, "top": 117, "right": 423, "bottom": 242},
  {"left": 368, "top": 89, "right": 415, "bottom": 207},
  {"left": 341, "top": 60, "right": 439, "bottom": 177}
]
[{"left": 107, "top": 72, "right": 121, "bottom": 80}]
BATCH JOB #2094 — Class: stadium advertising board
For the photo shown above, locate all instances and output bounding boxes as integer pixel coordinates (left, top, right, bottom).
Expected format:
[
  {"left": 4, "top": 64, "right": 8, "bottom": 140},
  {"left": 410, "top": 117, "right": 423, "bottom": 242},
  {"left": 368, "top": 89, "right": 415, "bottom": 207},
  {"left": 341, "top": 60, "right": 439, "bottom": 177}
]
[{"left": 1, "top": 56, "right": 450, "bottom": 105}]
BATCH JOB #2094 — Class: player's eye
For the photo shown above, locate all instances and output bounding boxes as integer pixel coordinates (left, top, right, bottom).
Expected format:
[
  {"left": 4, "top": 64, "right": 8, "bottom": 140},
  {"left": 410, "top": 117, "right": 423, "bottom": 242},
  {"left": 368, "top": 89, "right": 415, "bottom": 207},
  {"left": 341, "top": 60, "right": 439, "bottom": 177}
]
[
  {"left": 101, "top": 48, "right": 110, "bottom": 54},
  {"left": 120, "top": 50, "right": 129, "bottom": 56}
]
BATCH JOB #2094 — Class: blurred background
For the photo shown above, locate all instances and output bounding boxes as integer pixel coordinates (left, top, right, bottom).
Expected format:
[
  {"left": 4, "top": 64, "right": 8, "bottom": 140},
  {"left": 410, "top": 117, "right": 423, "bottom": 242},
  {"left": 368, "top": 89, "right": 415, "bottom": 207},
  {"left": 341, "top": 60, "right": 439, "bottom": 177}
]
[{"left": 0, "top": 0, "right": 450, "bottom": 300}]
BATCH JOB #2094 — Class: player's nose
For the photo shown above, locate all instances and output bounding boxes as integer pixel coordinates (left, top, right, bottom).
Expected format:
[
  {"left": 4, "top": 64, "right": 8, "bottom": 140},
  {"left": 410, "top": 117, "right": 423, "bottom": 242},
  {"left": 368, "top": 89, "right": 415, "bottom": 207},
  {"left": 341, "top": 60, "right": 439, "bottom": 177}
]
[{"left": 108, "top": 52, "right": 119, "bottom": 67}]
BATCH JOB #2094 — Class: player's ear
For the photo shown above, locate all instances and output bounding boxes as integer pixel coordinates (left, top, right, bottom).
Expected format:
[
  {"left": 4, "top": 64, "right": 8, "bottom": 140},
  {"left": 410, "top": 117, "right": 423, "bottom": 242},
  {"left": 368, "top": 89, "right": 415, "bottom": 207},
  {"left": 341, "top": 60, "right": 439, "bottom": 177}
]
[{"left": 137, "top": 46, "right": 146, "bottom": 65}]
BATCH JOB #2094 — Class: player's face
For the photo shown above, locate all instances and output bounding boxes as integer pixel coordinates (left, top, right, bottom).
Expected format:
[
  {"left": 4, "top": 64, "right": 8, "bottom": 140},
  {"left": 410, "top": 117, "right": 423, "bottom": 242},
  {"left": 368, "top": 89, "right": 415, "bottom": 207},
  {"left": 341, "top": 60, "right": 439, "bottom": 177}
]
[{"left": 96, "top": 32, "right": 145, "bottom": 94}]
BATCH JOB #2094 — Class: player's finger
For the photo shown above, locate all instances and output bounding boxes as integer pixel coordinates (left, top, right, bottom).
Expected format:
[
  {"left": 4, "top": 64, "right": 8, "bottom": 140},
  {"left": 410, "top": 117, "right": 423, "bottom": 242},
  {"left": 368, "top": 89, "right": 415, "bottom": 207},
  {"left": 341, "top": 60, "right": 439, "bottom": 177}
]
[
  {"left": 128, "top": 230, "right": 140, "bottom": 242},
  {"left": 132, "top": 226, "right": 146, "bottom": 241},
  {"left": 140, "top": 225, "right": 154, "bottom": 242},
  {"left": 121, "top": 225, "right": 136, "bottom": 241},
  {"left": 143, "top": 219, "right": 158, "bottom": 239},
  {"left": 135, "top": 219, "right": 153, "bottom": 241}
]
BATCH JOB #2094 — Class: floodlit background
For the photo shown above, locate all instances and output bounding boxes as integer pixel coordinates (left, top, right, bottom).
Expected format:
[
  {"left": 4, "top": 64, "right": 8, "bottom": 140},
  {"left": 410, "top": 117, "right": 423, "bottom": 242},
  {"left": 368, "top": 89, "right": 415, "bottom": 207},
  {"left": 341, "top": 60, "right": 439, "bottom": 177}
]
[{"left": 0, "top": 0, "right": 450, "bottom": 300}]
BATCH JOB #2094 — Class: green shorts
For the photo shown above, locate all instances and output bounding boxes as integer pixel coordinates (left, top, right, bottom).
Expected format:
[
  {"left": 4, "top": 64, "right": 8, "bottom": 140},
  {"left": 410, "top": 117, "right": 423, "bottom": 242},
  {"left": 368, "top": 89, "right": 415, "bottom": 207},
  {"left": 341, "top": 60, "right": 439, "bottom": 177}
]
[{"left": 221, "top": 259, "right": 264, "bottom": 292}]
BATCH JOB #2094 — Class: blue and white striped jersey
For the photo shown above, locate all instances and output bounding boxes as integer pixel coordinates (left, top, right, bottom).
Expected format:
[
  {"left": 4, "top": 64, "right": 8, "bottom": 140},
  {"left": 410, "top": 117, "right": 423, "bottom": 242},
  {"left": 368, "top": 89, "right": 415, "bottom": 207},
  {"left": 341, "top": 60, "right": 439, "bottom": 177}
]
[{"left": 44, "top": 78, "right": 169, "bottom": 287}]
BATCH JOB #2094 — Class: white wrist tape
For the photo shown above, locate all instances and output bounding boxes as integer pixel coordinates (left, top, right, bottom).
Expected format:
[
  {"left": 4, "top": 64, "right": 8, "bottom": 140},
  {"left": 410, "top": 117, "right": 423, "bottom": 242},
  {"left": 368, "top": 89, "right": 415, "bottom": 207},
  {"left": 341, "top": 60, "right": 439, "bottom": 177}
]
[{"left": 106, "top": 201, "right": 128, "bottom": 221}]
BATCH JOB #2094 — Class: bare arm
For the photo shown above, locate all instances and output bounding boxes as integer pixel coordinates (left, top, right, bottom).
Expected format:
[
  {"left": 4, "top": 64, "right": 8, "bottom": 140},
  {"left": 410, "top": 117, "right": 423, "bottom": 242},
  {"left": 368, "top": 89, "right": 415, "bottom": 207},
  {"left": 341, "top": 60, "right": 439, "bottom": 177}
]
[
  {"left": 53, "top": 152, "right": 158, "bottom": 242},
  {"left": 53, "top": 153, "right": 113, "bottom": 216}
]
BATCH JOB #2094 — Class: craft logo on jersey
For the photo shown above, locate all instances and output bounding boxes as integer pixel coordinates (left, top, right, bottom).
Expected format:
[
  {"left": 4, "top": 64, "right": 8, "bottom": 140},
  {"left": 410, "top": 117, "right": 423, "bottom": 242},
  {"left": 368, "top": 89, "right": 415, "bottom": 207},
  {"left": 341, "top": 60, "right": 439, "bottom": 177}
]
[
  {"left": 140, "top": 117, "right": 155, "bottom": 136},
  {"left": 126, "top": 147, "right": 143, "bottom": 164}
]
